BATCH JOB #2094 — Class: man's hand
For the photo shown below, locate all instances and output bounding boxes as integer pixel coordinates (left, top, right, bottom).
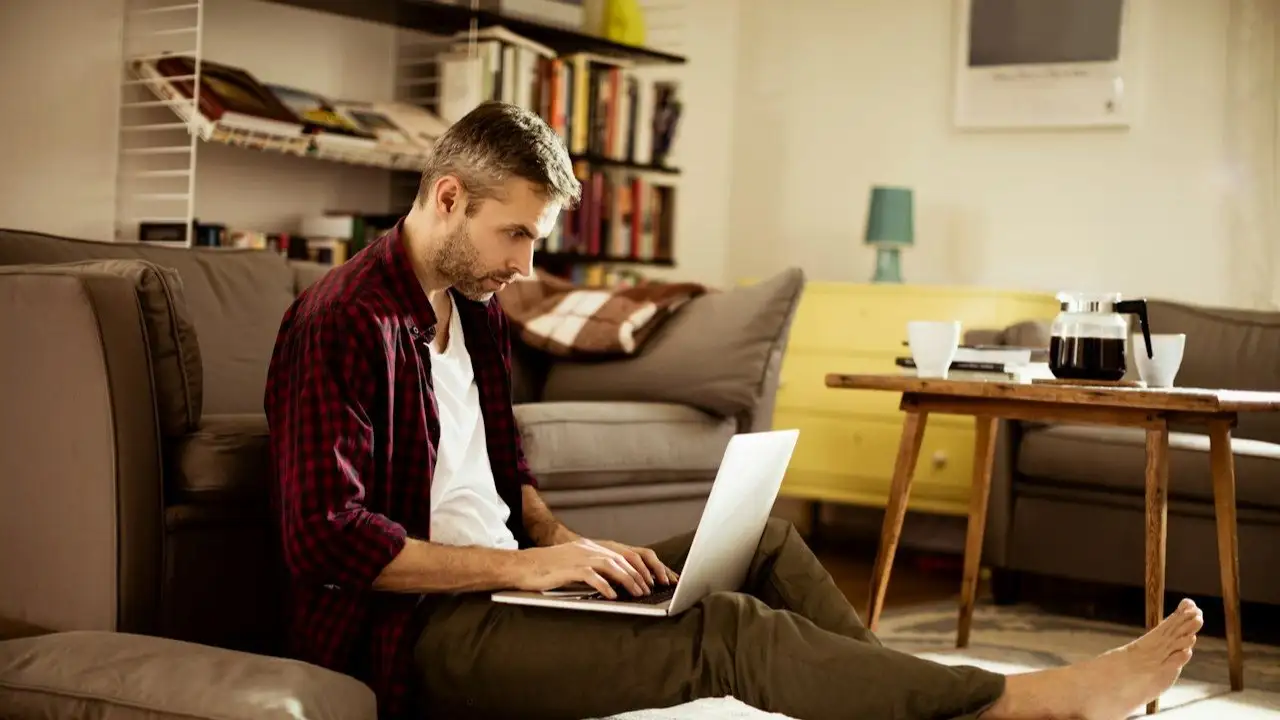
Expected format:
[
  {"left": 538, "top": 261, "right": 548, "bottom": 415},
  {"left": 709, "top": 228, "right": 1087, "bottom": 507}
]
[
  {"left": 593, "top": 540, "right": 678, "bottom": 588},
  {"left": 512, "top": 538, "right": 668, "bottom": 599}
]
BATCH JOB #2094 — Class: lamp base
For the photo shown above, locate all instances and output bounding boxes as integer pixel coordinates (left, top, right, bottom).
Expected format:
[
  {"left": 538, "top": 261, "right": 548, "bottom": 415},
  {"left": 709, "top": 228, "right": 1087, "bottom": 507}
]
[{"left": 872, "top": 246, "right": 904, "bottom": 283}]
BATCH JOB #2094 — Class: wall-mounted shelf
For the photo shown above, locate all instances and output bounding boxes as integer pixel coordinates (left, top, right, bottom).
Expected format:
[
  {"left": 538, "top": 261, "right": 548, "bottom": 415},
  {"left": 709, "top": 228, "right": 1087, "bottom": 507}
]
[{"left": 259, "top": 0, "right": 687, "bottom": 65}]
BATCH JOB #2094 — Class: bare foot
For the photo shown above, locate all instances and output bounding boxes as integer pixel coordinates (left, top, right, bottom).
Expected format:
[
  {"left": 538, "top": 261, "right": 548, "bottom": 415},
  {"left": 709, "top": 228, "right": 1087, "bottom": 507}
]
[{"left": 984, "top": 599, "right": 1204, "bottom": 720}]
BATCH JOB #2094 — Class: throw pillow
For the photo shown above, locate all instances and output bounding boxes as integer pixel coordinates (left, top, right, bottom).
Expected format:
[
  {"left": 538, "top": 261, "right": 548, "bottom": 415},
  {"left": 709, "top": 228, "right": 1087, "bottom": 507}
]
[{"left": 540, "top": 268, "right": 805, "bottom": 418}]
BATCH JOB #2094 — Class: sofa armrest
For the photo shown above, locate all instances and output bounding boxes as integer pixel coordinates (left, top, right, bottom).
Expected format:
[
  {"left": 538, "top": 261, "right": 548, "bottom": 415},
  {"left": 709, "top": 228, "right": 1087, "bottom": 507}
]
[
  {"left": 0, "top": 268, "right": 166, "bottom": 636},
  {"left": 0, "top": 631, "right": 376, "bottom": 720}
]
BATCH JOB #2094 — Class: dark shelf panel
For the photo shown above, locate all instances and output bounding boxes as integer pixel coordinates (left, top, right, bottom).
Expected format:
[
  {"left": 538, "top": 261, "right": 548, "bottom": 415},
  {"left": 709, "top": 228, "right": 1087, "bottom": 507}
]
[
  {"left": 536, "top": 252, "right": 674, "bottom": 267},
  {"left": 570, "top": 155, "right": 680, "bottom": 176},
  {"left": 261, "top": 0, "right": 687, "bottom": 65}
]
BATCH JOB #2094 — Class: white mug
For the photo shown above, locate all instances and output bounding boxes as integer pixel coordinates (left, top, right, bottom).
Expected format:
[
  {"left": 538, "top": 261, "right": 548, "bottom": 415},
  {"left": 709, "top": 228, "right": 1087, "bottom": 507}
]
[
  {"left": 1133, "top": 333, "right": 1186, "bottom": 388},
  {"left": 908, "top": 321, "right": 962, "bottom": 378}
]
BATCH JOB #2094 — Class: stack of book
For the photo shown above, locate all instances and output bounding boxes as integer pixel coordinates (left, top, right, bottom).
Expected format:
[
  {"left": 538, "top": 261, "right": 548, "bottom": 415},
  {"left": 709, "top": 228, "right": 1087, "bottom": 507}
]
[{"left": 895, "top": 345, "right": 1054, "bottom": 382}]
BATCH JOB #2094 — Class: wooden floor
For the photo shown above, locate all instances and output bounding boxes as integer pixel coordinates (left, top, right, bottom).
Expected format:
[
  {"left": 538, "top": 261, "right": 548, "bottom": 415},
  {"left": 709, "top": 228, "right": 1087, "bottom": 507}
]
[{"left": 816, "top": 542, "right": 968, "bottom": 615}]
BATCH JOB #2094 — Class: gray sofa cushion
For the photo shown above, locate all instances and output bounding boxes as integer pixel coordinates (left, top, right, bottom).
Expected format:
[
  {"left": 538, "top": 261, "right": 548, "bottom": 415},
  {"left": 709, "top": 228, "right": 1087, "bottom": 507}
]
[
  {"left": 0, "top": 631, "right": 375, "bottom": 720},
  {"left": 1145, "top": 300, "right": 1280, "bottom": 444},
  {"left": 1018, "top": 424, "right": 1280, "bottom": 510},
  {"left": 0, "top": 228, "right": 296, "bottom": 416},
  {"left": 0, "top": 260, "right": 202, "bottom": 436},
  {"left": 539, "top": 268, "right": 804, "bottom": 418},
  {"left": 515, "top": 401, "right": 736, "bottom": 490}
]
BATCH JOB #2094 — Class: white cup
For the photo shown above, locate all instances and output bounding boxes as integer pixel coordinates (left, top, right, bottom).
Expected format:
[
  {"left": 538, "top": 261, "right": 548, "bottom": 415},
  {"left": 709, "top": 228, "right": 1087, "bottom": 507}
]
[
  {"left": 1133, "top": 333, "right": 1186, "bottom": 388},
  {"left": 908, "top": 321, "right": 962, "bottom": 378}
]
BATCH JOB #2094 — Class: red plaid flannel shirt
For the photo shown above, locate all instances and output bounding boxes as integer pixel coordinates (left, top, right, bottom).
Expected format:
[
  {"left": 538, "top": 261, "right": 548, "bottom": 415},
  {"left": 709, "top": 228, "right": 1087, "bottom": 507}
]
[{"left": 264, "top": 221, "right": 537, "bottom": 718}]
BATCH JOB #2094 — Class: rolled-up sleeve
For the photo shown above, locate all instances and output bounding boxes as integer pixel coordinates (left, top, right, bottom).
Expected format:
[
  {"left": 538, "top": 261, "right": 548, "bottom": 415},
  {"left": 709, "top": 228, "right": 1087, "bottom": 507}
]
[{"left": 267, "top": 303, "right": 406, "bottom": 588}]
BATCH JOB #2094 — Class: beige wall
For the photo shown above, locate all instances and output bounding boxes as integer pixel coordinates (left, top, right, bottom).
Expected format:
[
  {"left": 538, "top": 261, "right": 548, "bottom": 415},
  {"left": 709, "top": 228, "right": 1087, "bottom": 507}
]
[
  {"left": 727, "top": 0, "right": 1251, "bottom": 308},
  {"left": 0, "top": 0, "right": 124, "bottom": 240}
]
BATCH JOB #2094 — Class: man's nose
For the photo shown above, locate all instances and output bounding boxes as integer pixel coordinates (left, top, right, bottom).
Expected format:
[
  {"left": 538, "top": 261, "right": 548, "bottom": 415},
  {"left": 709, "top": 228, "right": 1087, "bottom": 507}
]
[{"left": 511, "top": 241, "right": 534, "bottom": 278}]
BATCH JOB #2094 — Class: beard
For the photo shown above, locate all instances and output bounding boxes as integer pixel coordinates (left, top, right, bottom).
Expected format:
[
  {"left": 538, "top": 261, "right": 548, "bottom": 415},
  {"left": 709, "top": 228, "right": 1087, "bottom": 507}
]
[{"left": 433, "top": 219, "right": 507, "bottom": 301}]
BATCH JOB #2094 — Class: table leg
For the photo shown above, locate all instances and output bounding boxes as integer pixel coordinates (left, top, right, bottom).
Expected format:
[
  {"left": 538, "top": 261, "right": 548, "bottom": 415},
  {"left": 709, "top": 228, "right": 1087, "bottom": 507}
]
[
  {"left": 1208, "top": 418, "right": 1244, "bottom": 692},
  {"left": 867, "top": 410, "right": 927, "bottom": 632},
  {"left": 1144, "top": 422, "right": 1170, "bottom": 715},
  {"left": 957, "top": 415, "right": 998, "bottom": 649}
]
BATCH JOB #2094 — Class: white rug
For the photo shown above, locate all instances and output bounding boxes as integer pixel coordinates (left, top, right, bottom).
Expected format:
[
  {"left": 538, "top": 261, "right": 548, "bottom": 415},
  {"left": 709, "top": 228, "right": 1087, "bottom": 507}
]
[{"left": 602, "top": 602, "right": 1280, "bottom": 719}]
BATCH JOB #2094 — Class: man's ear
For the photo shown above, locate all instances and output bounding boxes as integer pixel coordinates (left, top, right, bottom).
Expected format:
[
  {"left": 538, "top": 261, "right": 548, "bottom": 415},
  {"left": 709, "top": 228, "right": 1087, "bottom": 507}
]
[{"left": 433, "top": 176, "right": 464, "bottom": 217}]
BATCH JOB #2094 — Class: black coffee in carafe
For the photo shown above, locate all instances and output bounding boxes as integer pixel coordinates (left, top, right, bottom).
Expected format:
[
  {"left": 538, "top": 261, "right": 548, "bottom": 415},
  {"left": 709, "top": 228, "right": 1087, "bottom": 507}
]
[
  {"left": 1048, "top": 336, "right": 1128, "bottom": 381},
  {"left": 1048, "top": 293, "right": 1153, "bottom": 382}
]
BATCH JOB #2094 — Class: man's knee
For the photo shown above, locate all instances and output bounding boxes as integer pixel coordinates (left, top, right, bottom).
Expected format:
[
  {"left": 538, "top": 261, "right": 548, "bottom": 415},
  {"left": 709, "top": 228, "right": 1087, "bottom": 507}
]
[
  {"left": 698, "top": 591, "right": 770, "bottom": 645},
  {"left": 759, "top": 516, "right": 799, "bottom": 549}
]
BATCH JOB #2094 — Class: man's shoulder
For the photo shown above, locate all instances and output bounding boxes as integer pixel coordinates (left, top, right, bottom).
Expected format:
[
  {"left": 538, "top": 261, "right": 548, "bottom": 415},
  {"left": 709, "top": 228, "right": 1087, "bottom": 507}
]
[{"left": 283, "top": 247, "right": 400, "bottom": 350}]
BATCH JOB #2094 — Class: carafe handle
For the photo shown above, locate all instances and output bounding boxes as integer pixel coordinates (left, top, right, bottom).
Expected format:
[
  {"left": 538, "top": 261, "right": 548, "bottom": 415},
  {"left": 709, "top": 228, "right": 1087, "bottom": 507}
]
[{"left": 1115, "top": 299, "right": 1152, "bottom": 359}]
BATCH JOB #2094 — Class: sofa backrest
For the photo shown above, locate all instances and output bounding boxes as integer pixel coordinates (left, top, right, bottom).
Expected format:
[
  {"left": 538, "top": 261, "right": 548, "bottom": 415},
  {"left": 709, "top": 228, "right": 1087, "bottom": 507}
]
[
  {"left": 0, "top": 229, "right": 322, "bottom": 416},
  {"left": 1146, "top": 299, "right": 1280, "bottom": 444}
]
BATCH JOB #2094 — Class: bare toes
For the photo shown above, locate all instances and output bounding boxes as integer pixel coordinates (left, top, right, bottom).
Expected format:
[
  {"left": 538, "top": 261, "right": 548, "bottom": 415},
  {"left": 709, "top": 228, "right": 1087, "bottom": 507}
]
[
  {"left": 1164, "top": 648, "right": 1194, "bottom": 670},
  {"left": 1173, "top": 634, "right": 1198, "bottom": 653}
]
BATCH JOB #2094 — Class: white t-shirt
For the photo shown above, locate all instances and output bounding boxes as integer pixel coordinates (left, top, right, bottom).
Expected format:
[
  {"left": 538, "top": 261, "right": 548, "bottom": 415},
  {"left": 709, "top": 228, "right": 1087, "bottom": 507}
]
[{"left": 427, "top": 296, "right": 519, "bottom": 550}]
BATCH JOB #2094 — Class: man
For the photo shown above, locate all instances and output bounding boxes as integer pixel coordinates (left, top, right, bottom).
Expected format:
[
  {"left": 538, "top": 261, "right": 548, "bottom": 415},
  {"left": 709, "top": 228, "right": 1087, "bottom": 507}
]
[{"left": 265, "top": 101, "right": 1204, "bottom": 720}]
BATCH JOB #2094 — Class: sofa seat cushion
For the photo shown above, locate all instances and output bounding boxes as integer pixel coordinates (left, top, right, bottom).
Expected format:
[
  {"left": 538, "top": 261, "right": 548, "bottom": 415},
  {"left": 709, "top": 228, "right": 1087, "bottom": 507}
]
[
  {"left": 171, "top": 414, "right": 270, "bottom": 504},
  {"left": 515, "top": 401, "right": 736, "bottom": 491},
  {"left": 1018, "top": 425, "right": 1280, "bottom": 510},
  {"left": 0, "top": 630, "right": 375, "bottom": 720}
]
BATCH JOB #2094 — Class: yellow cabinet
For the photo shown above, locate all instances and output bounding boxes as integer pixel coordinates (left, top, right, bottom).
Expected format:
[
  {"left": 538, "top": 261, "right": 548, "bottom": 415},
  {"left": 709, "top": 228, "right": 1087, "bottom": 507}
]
[{"left": 773, "top": 283, "right": 1058, "bottom": 516}]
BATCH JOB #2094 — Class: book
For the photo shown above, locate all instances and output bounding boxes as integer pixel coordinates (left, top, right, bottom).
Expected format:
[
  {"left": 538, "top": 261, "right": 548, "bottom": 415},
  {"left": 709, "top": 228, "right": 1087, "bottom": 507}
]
[
  {"left": 332, "top": 101, "right": 449, "bottom": 155},
  {"left": 264, "top": 83, "right": 378, "bottom": 152},
  {"left": 135, "top": 55, "right": 306, "bottom": 139}
]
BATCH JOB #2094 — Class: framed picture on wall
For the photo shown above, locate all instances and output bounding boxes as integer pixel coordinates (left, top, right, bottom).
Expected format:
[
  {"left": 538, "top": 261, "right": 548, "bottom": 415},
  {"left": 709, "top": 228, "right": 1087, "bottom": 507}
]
[{"left": 952, "top": 0, "right": 1143, "bottom": 130}]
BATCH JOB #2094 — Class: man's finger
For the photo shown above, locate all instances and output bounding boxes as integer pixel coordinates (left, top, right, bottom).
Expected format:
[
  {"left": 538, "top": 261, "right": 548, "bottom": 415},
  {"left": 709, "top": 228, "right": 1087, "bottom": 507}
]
[
  {"left": 621, "top": 549, "right": 654, "bottom": 587},
  {"left": 637, "top": 548, "right": 671, "bottom": 584},
  {"left": 581, "top": 570, "right": 614, "bottom": 599},
  {"left": 602, "top": 549, "right": 649, "bottom": 593},
  {"left": 596, "top": 557, "right": 645, "bottom": 596}
]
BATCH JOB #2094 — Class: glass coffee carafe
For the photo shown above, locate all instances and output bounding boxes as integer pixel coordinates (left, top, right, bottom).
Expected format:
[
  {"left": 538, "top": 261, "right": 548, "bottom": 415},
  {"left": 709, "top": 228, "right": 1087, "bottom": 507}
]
[{"left": 1049, "top": 292, "right": 1153, "bottom": 382}]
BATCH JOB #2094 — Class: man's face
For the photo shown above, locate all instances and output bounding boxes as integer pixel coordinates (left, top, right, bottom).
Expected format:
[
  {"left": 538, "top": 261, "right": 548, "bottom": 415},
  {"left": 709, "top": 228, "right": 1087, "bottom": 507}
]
[{"left": 435, "top": 177, "right": 561, "bottom": 302}]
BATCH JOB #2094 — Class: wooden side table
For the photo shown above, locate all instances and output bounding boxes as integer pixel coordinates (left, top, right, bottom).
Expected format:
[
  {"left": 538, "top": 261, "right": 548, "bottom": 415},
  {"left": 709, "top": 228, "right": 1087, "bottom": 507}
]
[{"left": 825, "top": 374, "right": 1280, "bottom": 714}]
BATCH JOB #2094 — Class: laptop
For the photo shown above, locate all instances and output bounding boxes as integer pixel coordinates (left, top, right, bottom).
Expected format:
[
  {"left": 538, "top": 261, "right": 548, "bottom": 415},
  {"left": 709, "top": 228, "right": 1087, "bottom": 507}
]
[{"left": 491, "top": 428, "right": 800, "bottom": 617}]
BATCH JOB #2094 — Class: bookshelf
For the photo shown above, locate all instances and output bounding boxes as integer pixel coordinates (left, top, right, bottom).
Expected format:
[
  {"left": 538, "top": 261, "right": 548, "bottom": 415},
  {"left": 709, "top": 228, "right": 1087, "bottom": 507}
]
[{"left": 112, "top": 0, "right": 686, "bottom": 273}]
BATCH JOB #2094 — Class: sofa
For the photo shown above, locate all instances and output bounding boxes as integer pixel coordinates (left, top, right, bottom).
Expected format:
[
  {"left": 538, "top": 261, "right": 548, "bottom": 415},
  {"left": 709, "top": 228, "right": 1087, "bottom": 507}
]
[
  {"left": 974, "top": 300, "right": 1280, "bottom": 607},
  {"left": 0, "top": 226, "right": 804, "bottom": 718}
]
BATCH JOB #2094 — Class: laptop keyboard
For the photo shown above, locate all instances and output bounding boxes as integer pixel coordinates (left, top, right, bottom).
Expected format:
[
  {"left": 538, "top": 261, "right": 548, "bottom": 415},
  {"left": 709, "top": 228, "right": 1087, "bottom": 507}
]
[{"left": 591, "top": 583, "right": 677, "bottom": 605}]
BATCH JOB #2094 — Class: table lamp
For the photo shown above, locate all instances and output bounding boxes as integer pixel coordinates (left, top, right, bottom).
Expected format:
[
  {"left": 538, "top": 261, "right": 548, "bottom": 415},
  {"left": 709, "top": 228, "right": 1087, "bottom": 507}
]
[{"left": 864, "top": 185, "right": 914, "bottom": 283}]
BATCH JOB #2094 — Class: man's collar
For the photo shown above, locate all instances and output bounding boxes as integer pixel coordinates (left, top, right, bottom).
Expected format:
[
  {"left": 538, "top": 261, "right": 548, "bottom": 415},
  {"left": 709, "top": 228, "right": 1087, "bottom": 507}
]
[{"left": 379, "top": 217, "right": 493, "bottom": 341}]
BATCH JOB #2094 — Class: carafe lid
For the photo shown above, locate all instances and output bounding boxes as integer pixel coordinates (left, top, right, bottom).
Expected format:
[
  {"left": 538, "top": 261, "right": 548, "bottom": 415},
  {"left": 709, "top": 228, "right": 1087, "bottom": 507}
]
[{"left": 1056, "top": 291, "right": 1122, "bottom": 313}]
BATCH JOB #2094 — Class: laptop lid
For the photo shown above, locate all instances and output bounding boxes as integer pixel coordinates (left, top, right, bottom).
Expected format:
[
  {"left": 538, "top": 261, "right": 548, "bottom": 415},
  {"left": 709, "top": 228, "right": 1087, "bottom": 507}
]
[{"left": 667, "top": 429, "right": 799, "bottom": 615}]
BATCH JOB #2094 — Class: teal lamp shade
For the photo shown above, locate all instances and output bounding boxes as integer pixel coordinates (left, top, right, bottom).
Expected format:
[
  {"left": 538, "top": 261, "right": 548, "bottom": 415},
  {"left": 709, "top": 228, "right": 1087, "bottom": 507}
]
[{"left": 863, "top": 186, "right": 914, "bottom": 282}]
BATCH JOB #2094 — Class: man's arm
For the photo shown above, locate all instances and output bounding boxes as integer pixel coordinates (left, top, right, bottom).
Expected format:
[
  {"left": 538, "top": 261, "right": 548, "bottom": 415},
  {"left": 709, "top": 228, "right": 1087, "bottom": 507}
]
[
  {"left": 522, "top": 485, "right": 580, "bottom": 546},
  {"left": 373, "top": 539, "right": 522, "bottom": 593},
  {"left": 268, "top": 307, "right": 407, "bottom": 590}
]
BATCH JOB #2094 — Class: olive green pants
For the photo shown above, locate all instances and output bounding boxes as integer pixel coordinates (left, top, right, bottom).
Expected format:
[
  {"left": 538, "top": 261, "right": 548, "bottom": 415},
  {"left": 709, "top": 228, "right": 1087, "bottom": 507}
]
[{"left": 413, "top": 519, "right": 1005, "bottom": 720}]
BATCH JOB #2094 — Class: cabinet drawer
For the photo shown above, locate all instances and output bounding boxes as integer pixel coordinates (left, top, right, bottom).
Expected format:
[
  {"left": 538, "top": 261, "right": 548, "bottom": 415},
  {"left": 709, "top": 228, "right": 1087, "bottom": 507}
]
[
  {"left": 784, "top": 284, "right": 1058, "bottom": 357},
  {"left": 775, "top": 411, "right": 978, "bottom": 492},
  {"left": 776, "top": 353, "right": 972, "bottom": 427},
  {"left": 790, "top": 291, "right": 1003, "bottom": 355}
]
